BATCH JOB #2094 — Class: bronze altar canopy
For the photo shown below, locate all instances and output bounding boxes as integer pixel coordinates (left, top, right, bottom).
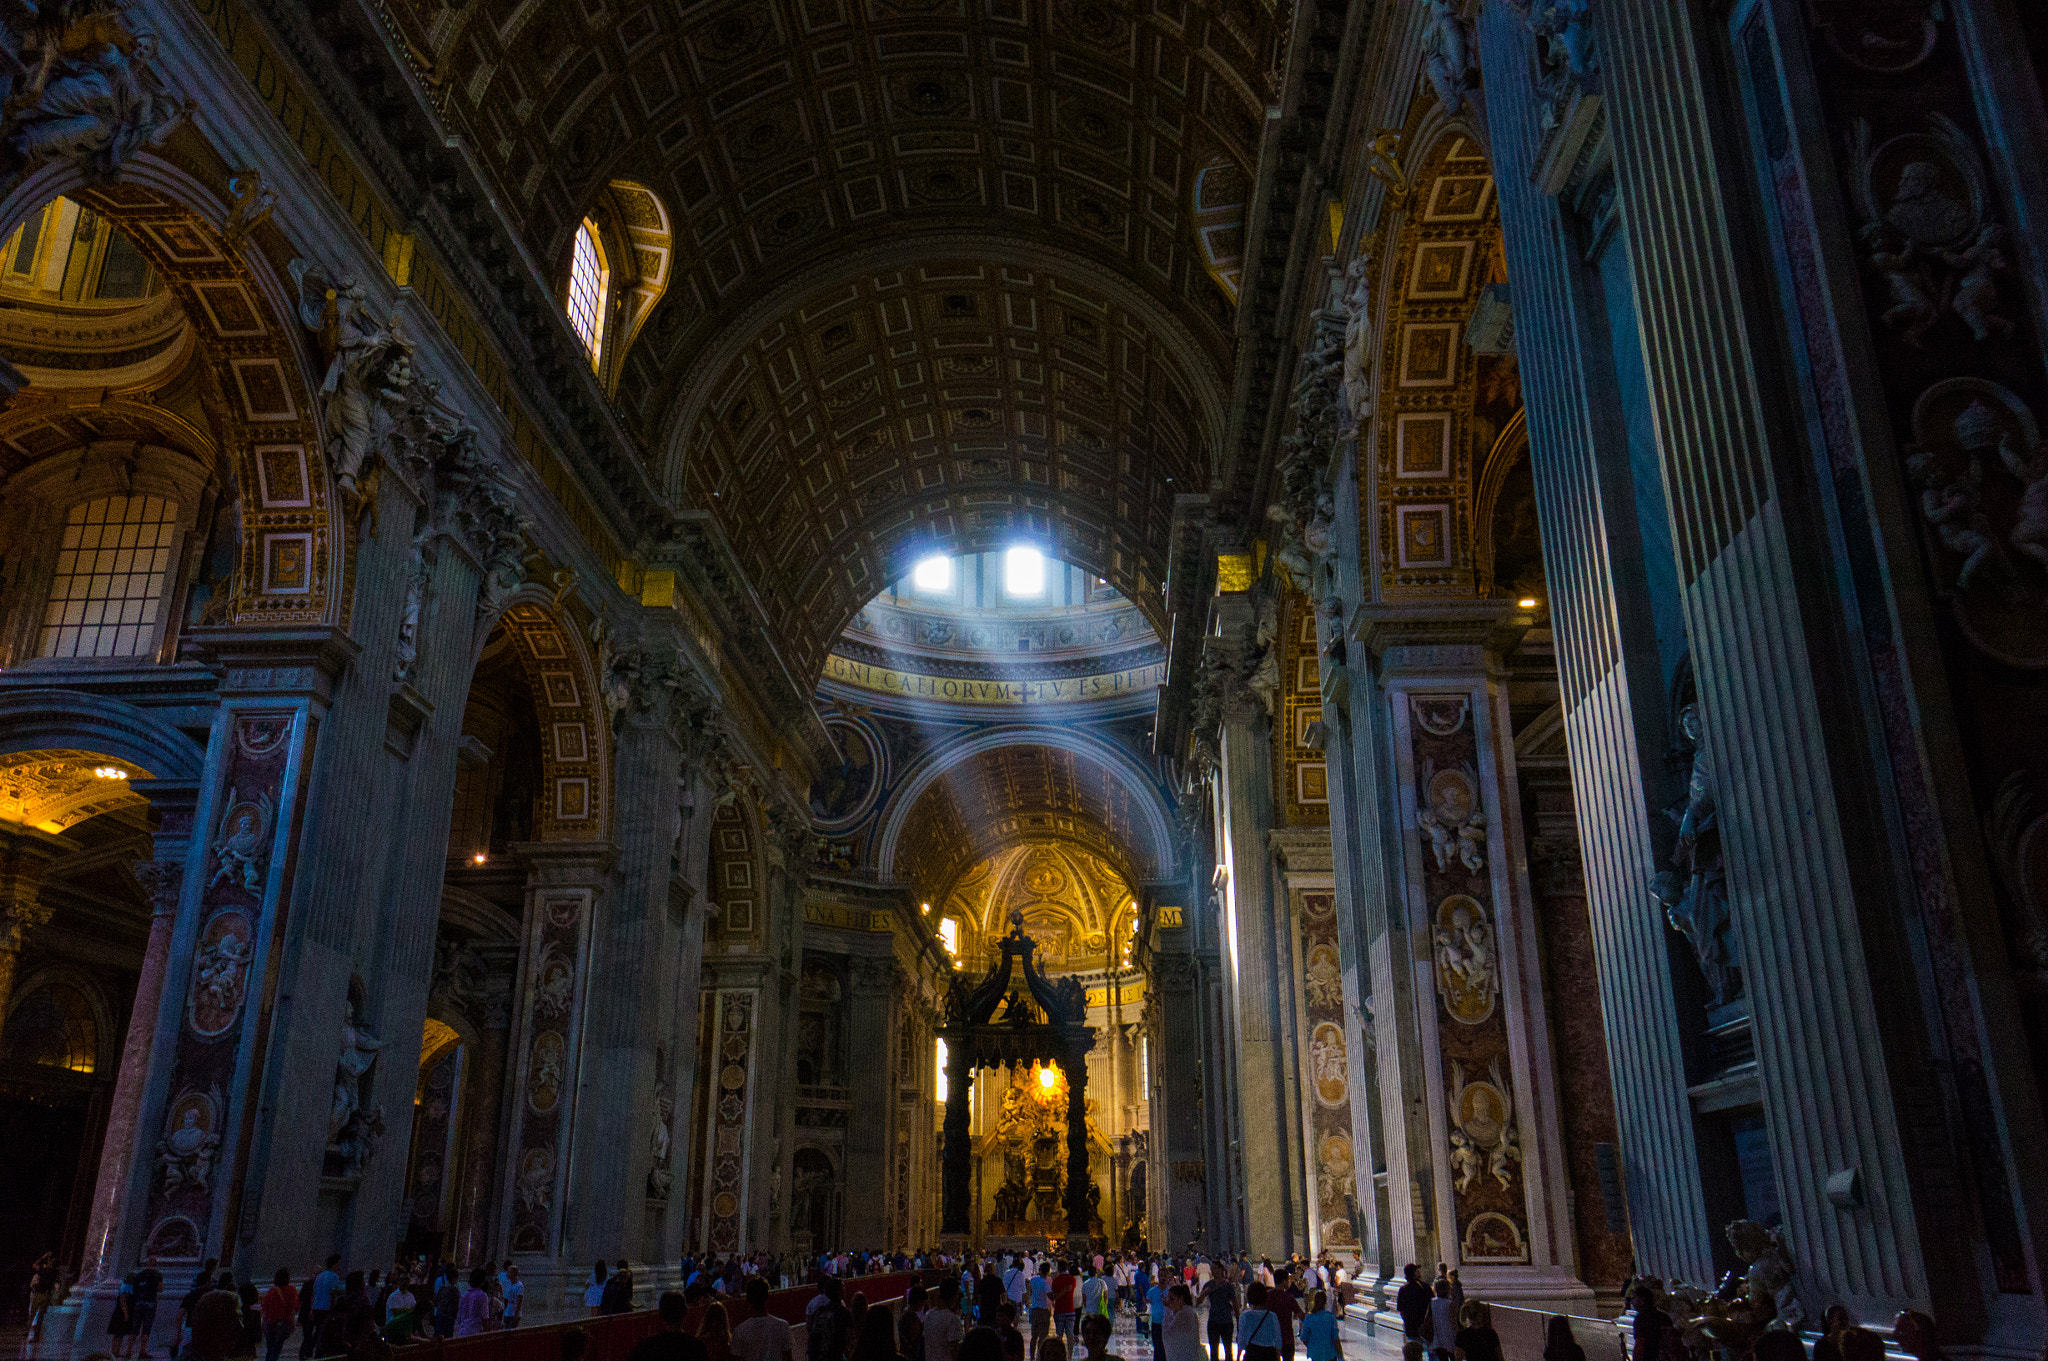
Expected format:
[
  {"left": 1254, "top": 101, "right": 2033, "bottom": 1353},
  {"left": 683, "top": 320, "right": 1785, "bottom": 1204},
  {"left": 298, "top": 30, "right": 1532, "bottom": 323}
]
[{"left": 939, "top": 912, "right": 1096, "bottom": 1241}]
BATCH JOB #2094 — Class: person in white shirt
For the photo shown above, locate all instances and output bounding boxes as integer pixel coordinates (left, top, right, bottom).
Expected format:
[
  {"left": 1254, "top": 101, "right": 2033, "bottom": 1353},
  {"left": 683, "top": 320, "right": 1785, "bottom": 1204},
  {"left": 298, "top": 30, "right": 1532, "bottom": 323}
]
[
  {"left": 383, "top": 1282, "right": 416, "bottom": 1325},
  {"left": 1005, "top": 1258, "right": 1028, "bottom": 1307},
  {"left": 924, "top": 1281, "right": 966, "bottom": 1361},
  {"left": 733, "top": 1279, "right": 796, "bottom": 1361}
]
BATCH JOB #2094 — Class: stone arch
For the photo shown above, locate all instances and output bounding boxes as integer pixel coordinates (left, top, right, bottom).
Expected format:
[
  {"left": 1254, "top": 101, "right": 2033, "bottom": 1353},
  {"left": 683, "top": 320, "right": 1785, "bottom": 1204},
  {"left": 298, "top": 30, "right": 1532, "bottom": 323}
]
[
  {"left": 598, "top": 180, "right": 673, "bottom": 373},
  {"left": 0, "top": 689, "right": 208, "bottom": 810},
  {"left": 470, "top": 592, "right": 612, "bottom": 843},
  {"left": 0, "top": 156, "right": 342, "bottom": 626},
  {"left": 1366, "top": 120, "right": 1513, "bottom": 598},
  {"left": 3, "top": 962, "right": 119, "bottom": 1076},
  {"left": 708, "top": 794, "right": 763, "bottom": 946},
  {"left": 873, "top": 726, "right": 1176, "bottom": 885}
]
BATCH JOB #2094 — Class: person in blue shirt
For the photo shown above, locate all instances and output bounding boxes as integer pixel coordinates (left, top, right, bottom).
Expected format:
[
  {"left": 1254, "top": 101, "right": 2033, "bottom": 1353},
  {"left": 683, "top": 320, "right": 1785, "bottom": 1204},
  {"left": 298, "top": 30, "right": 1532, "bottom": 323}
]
[
  {"left": 1147, "top": 1276, "right": 1167, "bottom": 1360},
  {"left": 1029, "top": 1267, "right": 1053, "bottom": 1361},
  {"left": 1298, "top": 1292, "right": 1341, "bottom": 1361}
]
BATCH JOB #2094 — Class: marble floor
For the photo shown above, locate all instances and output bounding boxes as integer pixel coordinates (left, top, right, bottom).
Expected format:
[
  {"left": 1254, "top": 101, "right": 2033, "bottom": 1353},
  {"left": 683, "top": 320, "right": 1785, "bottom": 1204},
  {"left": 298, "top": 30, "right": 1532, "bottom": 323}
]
[{"left": 1, "top": 1294, "right": 1412, "bottom": 1361}]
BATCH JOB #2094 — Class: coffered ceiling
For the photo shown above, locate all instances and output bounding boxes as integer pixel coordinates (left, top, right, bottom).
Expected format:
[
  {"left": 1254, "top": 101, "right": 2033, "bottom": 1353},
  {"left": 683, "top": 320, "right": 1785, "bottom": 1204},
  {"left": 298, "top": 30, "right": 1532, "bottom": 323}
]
[
  {"left": 383, "top": 0, "right": 1278, "bottom": 677},
  {"left": 893, "top": 741, "right": 1161, "bottom": 899}
]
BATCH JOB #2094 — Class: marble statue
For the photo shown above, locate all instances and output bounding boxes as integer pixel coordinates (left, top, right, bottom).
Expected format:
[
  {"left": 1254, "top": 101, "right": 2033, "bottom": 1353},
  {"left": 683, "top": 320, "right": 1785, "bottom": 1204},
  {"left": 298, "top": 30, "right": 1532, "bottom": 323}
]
[
  {"left": 647, "top": 1081, "right": 675, "bottom": 1201},
  {"left": 1941, "top": 224, "right": 2015, "bottom": 343},
  {"left": 1997, "top": 427, "right": 2048, "bottom": 575},
  {"left": 327, "top": 999, "right": 385, "bottom": 1179},
  {"left": 291, "top": 262, "right": 408, "bottom": 498},
  {"left": 157, "top": 1104, "right": 220, "bottom": 1193},
  {"left": 1, "top": 1, "right": 192, "bottom": 182},
  {"left": 1906, "top": 447, "right": 2000, "bottom": 591},
  {"left": 1421, "top": 0, "right": 1475, "bottom": 113},
  {"left": 1339, "top": 253, "right": 1373, "bottom": 432},
  {"left": 209, "top": 789, "right": 273, "bottom": 893},
  {"left": 1651, "top": 705, "right": 1741, "bottom": 1008}
]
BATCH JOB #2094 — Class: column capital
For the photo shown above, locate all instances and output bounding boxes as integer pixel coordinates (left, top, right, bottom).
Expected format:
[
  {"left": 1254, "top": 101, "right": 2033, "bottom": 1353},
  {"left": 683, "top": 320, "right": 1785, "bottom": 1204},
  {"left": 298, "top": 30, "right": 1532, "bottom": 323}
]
[
  {"left": 185, "top": 624, "right": 362, "bottom": 703},
  {"left": 1350, "top": 600, "right": 1536, "bottom": 673},
  {"left": 510, "top": 840, "right": 619, "bottom": 886}
]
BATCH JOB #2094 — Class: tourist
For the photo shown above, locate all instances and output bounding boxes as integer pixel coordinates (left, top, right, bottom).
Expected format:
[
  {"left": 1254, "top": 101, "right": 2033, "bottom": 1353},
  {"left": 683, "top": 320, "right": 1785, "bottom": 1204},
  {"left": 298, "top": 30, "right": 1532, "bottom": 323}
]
[
  {"left": 1753, "top": 1331, "right": 1806, "bottom": 1361},
  {"left": 453, "top": 1268, "right": 494, "bottom": 1338},
  {"left": 587, "top": 1261, "right": 611, "bottom": 1315},
  {"left": 1446, "top": 1272, "right": 1464, "bottom": 1320},
  {"left": 1266, "top": 1271, "right": 1298, "bottom": 1361},
  {"left": 1040, "top": 1341, "right": 1068, "bottom": 1361},
  {"left": 1837, "top": 1330, "right": 1885, "bottom": 1361},
  {"left": 1164, "top": 1285, "right": 1205, "bottom": 1361},
  {"left": 1052, "top": 1262, "right": 1080, "bottom": 1348},
  {"left": 1543, "top": 1316, "right": 1585, "bottom": 1361},
  {"left": 977, "top": 1268, "right": 1005, "bottom": 1327},
  {"left": 703, "top": 1302, "right": 738, "bottom": 1361},
  {"left": 1081, "top": 1268, "right": 1109, "bottom": 1324},
  {"left": 1894, "top": 1312, "right": 1946, "bottom": 1361},
  {"left": 1428, "top": 1283, "right": 1457, "bottom": 1361},
  {"left": 1396, "top": 1267, "right": 1431, "bottom": 1346},
  {"left": 1077, "top": 1313, "right": 1120, "bottom": 1361},
  {"left": 1299, "top": 1291, "right": 1339, "bottom": 1361},
  {"left": 961, "top": 1328, "right": 1007, "bottom": 1361},
  {"left": 630, "top": 1293, "right": 711, "bottom": 1361},
  {"left": 995, "top": 1302, "right": 1027, "bottom": 1361},
  {"left": 1028, "top": 1269, "right": 1053, "bottom": 1361},
  {"left": 1625, "top": 1287, "right": 1672, "bottom": 1361},
  {"left": 1452, "top": 1300, "right": 1501, "bottom": 1361},
  {"left": 1201, "top": 1261, "right": 1238, "bottom": 1361},
  {"left": 850, "top": 1303, "right": 898, "bottom": 1361},
  {"left": 1146, "top": 1269, "right": 1167, "bottom": 1359},
  {"left": 112, "top": 1273, "right": 142, "bottom": 1358},
  {"left": 733, "top": 1279, "right": 796, "bottom": 1361},
  {"left": 902, "top": 1284, "right": 930, "bottom": 1357},
  {"left": 260, "top": 1270, "right": 298, "bottom": 1361},
  {"left": 502, "top": 1264, "right": 524, "bottom": 1329},
  {"left": 1810, "top": 1305, "right": 1854, "bottom": 1361},
  {"left": 304, "top": 1257, "right": 342, "bottom": 1360},
  {"left": 1235, "top": 1283, "right": 1283, "bottom": 1361},
  {"left": 604, "top": 1260, "right": 636, "bottom": 1315},
  {"left": 811, "top": 1278, "right": 855, "bottom": 1361},
  {"left": 563, "top": 1329, "right": 592, "bottom": 1361},
  {"left": 186, "top": 1276, "right": 243, "bottom": 1361},
  {"left": 926, "top": 1279, "right": 967, "bottom": 1361}
]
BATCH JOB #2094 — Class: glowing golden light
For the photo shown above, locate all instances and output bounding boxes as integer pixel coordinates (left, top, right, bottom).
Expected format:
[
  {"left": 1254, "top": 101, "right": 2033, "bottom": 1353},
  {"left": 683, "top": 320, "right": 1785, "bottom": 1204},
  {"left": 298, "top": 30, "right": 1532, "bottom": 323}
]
[
  {"left": 1518, "top": 598, "right": 1539, "bottom": 609},
  {"left": 92, "top": 767, "right": 127, "bottom": 780},
  {"left": 472, "top": 852, "right": 488, "bottom": 864},
  {"left": 1037, "top": 1065, "right": 1057, "bottom": 1090}
]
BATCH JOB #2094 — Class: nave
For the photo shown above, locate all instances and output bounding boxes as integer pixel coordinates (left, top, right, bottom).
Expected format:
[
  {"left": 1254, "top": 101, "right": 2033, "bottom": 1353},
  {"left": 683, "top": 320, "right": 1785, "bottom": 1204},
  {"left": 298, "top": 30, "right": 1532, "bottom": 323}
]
[{"left": 1, "top": 1, "right": 2047, "bottom": 1360}]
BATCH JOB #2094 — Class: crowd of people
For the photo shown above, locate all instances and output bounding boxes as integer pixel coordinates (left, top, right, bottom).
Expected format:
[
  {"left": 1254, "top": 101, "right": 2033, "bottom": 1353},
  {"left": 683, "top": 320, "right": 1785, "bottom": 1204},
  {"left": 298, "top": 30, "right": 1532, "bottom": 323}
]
[{"left": 35, "top": 1243, "right": 1966, "bottom": 1361}]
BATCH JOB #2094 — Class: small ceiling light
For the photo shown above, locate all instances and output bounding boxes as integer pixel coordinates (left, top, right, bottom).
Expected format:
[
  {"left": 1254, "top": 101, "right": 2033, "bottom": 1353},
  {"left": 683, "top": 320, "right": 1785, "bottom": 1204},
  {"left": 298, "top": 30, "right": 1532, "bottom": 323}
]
[
  {"left": 1518, "top": 597, "right": 1539, "bottom": 609},
  {"left": 472, "top": 852, "right": 488, "bottom": 865},
  {"left": 92, "top": 766, "right": 127, "bottom": 780},
  {"left": 922, "top": 902, "right": 932, "bottom": 913}
]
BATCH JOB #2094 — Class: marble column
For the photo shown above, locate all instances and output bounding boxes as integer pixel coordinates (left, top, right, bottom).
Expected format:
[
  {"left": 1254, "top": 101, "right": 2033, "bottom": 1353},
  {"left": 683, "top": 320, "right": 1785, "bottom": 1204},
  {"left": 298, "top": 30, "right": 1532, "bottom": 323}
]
[
  {"left": 501, "top": 840, "right": 614, "bottom": 1303},
  {"left": 941, "top": 1033, "right": 972, "bottom": 1240},
  {"left": 1065, "top": 1036, "right": 1093, "bottom": 1239},
  {"left": 1147, "top": 950, "right": 1205, "bottom": 1251},
  {"left": 1208, "top": 599, "right": 1311, "bottom": 1256},
  {"left": 843, "top": 954, "right": 897, "bottom": 1249},
  {"left": 449, "top": 944, "right": 516, "bottom": 1267},
  {"left": 1353, "top": 606, "right": 1590, "bottom": 1313},
  {"left": 563, "top": 631, "right": 687, "bottom": 1267},
  {"left": 0, "top": 826, "right": 61, "bottom": 1020},
  {"left": 75, "top": 848, "right": 184, "bottom": 1287}
]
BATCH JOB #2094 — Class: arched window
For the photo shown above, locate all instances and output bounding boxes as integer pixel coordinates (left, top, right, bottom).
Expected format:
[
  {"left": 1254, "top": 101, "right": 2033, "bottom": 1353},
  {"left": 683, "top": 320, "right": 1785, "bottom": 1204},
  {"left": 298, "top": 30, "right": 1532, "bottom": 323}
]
[
  {"left": 4, "top": 981, "right": 99, "bottom": 1074},
  {"left": 39, "top": 493, "right": 181, "bottom": 659},
  {"left": 566, "top": 218, "right": 607, "bottom": 368}
]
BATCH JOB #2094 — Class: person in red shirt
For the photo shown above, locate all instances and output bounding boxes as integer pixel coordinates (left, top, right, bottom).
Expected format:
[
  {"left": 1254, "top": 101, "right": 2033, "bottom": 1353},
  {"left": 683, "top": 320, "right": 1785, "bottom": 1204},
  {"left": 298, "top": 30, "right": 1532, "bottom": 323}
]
[
  {"left": 1265, "top": 1271, "right": 1299, "bottom": 1361},
  {"left": 1050, "top": 1265, "right": 1081, "bottom": 1352},
  {"left": 259, "top": 1270, "right": 299, "bottom": 1361}
]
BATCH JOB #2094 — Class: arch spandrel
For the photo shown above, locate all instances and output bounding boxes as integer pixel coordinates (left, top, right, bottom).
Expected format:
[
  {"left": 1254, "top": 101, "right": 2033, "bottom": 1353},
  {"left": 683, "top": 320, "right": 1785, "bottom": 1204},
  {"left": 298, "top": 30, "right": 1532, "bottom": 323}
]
[
  {"left": 1364, "top": 123, "right": 1521, "bottom": 605},
  {"left": 0, "top": 162, "right": 342, "bottom": 627},
  {"left": 488, "top": 599, "right": 612, "bottom": 843}
]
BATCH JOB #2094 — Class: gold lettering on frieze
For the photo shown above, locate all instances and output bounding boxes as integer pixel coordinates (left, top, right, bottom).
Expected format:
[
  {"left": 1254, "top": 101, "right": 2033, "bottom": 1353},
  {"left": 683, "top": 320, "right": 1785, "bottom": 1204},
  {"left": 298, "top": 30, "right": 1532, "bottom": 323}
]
[
  {"left": 802, "top": 902, "right": 893, "bottom": 933},
  {"left": 822, "top": 655, "right": 1167, "bottom": 706}
]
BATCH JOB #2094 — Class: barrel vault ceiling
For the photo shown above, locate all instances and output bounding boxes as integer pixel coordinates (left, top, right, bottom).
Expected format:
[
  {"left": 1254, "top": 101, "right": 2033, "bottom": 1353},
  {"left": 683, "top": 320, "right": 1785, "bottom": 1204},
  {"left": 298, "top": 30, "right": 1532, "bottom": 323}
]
[{"left": 382, "top": 0, "right": 1281, "bottom": 681}]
